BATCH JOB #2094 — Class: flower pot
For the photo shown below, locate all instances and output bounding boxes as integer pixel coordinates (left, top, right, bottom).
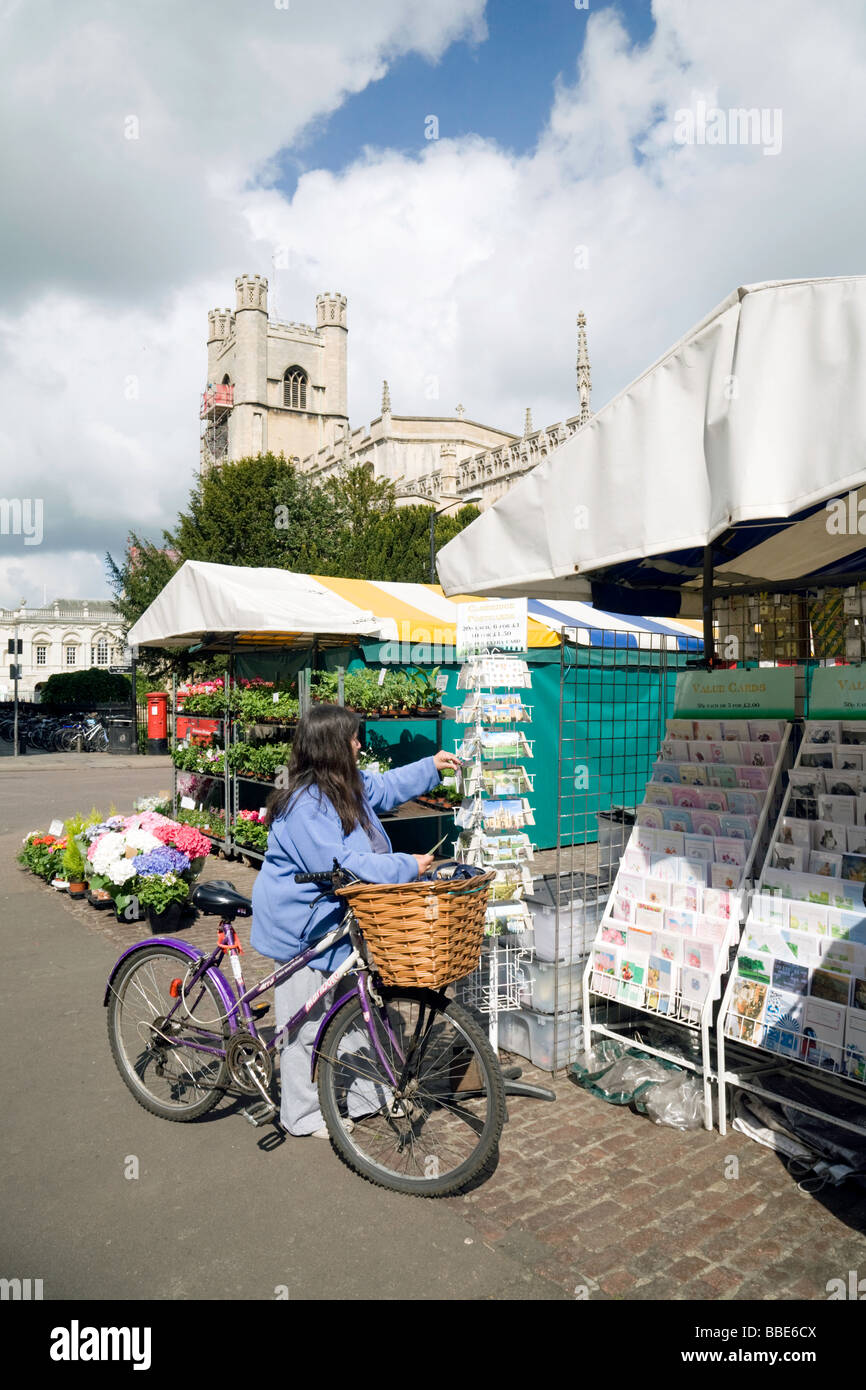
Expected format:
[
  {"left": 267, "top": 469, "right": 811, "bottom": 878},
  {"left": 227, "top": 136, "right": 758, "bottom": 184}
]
[
  {"left": 88, "top": 888, "right": 114, "bottom": 909},
  {"left": 51, "top": 878, "right": 69, "bottom": 891},
  {"left": 68, "top": 881, "right": 87, "bottom": 899},
  {"left": 147, "top": 901, "right": 185, "bottom": 934}
]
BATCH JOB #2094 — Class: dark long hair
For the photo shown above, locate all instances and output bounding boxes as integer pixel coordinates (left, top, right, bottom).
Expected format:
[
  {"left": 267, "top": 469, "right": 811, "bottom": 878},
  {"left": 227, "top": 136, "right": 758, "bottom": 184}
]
[{"left": 265, "top": 703, "right": 368, "bottom": 836}]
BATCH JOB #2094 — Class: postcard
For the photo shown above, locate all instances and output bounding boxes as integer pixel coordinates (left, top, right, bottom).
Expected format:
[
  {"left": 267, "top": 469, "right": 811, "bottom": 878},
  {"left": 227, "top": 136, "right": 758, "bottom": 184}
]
[
  {"left": 761, "top": 989, "right": 806, "bottom": 1057},
  {"left": 679, "top": 763, "right": 708, "bottom": 786},
  {"left": 844, "top": 1008, "right": 866, "bottom": 1081},
  {"left": 826, "top": 773, "right": 862, "bottom": 798},
  {"left": 725, "top": 978, "right": 768, "bottom": 1040},
  {"left": 691, "top": 810, "right": 722, "bottom": 839},
  {"left": 665, "top": 908, "right": 697, "bottom": 935},
  {"left": 654, "top": 830, "right": 685, "bottom": 858},
  {"left": 737, "top": 952, "right": 772, "bottom": 986},
  {"left": 828, "top": 907, "right": 866, "bottom": 943},
  {"left": 683, "top": 834, "right": 715, "bottom": 863},
  {"left": 677, "top": 858, "right": 709, "bottom": 888},
  {"left": 788, "top": 901, "right": 829, "bottom": 935},
  {"left": 842, "top": 852, "right": 866, "bottom": 884},
  {"left": 810, "top": 967, "right": 852, "bottom": 1007},
  {"left": 641, "top": 876, "right": 671, "bottom": 906},
  {"left": 600, "top": 917, "right": 625, "bottom": 950},
  {"left": 644, "top": 784, "right": 674, "bottom": 806},
  {"left": 652, "top": 928, "right": 684, "bottom": 964},
  {"left": 852, "top": 978, "right": 866, "bottom": 1011},
  {"left": 591, "top": 947, "right": 619, "bottom": 998},
  {"left": 811, "top": 821, "right": 848, "bottom": 854},
  {"left": 809, "top": 851, "right": 843, "bottom": 879},
  {"left": 841, "top": 722, "right": 866, "bottom": 745},
  {"left": 788, "top": 769, "right": 825, "bottom": 798},
  {"left": 771, "top": 844, "right": 804, "bottom": 873},
  {"left": 727, "top": 790, "right": 761, "bottom": 817},
  {"left": 748, "top": 720, "right": 786, "bottom": 742},
  {"left": 800, "top": 747, "right": 835, "bottom": 770},
  {"left": 617, "top": 952, "right": 649, "bottom": 1006},
  {"left": 834, "top": 747, "right": 864, "bottom": 773},
  {"left": 771, "top": 957, "right": 810, "bottom": 996},
  {"left": 776, "top": 818, "right": 812, "bottom": 850},
  {"left": 720, "top": 814, "right": 756, "bottom": 841},
  {"left": 670, "top": 882, "right": 699, "bottom": 913},
  {"left": 804, "top": 721, "right": 841, "bottom": 745},
  {"left": 802, "top": 998, "right": 846, "bottom": 1071},
  {"left": 818, "top": 794, "right": 857, "bottom": 826},
  {"left": 651, "top": 761, "right": 681, "bottom": 784},
  {"left": 711, "top": 862, "right": 741, "bottom": 891},
  {"left": 693, "top": 720, "right": 722, "bottom": 742}
]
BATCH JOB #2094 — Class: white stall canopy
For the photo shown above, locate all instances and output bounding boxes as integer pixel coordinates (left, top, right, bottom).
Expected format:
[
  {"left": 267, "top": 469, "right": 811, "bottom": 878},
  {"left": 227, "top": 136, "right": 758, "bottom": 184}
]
[
  {"left": 127, "top": 560, "right": 388, "bottom": 650},
  {"left": 437, "top": 276, "right": 866, "bottom": 617}
]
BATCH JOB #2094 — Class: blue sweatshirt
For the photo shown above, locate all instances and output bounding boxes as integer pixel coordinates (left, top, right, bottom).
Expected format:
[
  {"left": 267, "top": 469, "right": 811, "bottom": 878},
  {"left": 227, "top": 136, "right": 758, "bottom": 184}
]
[{"left": 250, "top": 755, "right": 440, "bottom": 970}]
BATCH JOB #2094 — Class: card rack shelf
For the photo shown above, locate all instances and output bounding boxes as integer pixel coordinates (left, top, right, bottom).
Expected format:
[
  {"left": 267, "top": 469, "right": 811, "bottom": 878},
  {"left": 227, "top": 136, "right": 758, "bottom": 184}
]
[
  {"left": 581, "top": 715, "right": 792, "bottom": 1130},
  {"left": 453, "top": 654, "right": 536, "bottom": 1051},
  {"left": 717, "top": 715, "right": 866, "bottom": 1139}
]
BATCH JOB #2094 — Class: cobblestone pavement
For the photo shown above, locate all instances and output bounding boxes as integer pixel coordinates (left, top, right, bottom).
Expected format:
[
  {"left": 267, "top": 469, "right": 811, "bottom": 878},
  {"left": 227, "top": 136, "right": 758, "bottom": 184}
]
[{"left": 29, "top": 839, "right": 866, "bottom": 1303}]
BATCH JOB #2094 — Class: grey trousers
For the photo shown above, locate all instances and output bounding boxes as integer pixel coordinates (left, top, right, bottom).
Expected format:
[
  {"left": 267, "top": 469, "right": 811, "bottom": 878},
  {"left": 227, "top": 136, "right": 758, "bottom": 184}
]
[{"left": 274, "top": 963, "right": 392, "bottom": 1136}]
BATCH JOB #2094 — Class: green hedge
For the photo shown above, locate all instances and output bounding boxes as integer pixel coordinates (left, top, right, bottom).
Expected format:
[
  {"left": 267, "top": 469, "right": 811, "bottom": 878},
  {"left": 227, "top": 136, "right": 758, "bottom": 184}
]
[{"left": 41, "top": 668, "right": 132, "bottom": 707}]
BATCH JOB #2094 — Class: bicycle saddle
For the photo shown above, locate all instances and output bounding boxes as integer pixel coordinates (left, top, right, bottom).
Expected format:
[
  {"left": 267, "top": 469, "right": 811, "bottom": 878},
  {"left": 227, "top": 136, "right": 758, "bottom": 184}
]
[{"left": 192, "top": 879, "right": 252, "bottom": 918}]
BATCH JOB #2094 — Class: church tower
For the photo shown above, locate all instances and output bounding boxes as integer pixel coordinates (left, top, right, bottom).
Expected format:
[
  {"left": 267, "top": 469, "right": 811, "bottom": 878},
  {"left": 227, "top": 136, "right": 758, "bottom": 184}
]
[{"left": 576, "top": 310, "right": 592, "bottom": 425}]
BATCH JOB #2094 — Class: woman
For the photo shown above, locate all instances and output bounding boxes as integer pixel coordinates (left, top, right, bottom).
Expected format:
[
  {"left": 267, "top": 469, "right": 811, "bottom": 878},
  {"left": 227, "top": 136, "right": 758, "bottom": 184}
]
[{"left": 251, "top": 702, "right": 462, "bottom": 1138}]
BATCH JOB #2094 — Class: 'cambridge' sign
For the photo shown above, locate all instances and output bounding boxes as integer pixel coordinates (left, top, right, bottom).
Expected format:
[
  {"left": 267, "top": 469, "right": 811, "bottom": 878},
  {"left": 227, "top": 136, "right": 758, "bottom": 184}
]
[
  {"left": 456, "top": 598, "right": 528, "bottom": 660},
  {"left": 674, "top": 667, "right": 796, "bottom": 718},
  {"left": 809, "top": 665, "right": 866, "bottom": 718}
]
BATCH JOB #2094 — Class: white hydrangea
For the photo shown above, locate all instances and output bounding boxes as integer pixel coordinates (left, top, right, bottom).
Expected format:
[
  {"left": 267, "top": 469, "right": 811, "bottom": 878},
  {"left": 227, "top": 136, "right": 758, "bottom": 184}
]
[
  {"left": 124, "top": 829, "right": 161, "bottom": 853},
  {"left": 90, "top": 833, "right": 127, "bottom": 876},
  {"left": 106, "top": 858, "right": 138, "bottom": 886}
]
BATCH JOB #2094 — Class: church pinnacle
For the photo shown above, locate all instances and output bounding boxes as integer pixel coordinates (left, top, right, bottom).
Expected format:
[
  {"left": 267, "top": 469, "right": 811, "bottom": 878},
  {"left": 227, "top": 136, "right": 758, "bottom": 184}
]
[
  {"left": 576, "top": 310, "right": 592, "bottom": 425},
  {"left": 381, "top": 380, "right": 391, "bottom": 414}
]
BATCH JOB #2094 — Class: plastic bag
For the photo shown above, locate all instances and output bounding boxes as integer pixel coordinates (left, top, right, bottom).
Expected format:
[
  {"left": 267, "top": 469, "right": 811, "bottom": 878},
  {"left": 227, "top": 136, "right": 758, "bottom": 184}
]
[
  {"left": 570, "top": 1038, "right": 625, "bottom": 1086},
  {"left": 586, "top": 1051, "right": 678, "bottom": 1105},
  {"left": 641, "top": 1073, "right": 704, "bottom": 1130}
]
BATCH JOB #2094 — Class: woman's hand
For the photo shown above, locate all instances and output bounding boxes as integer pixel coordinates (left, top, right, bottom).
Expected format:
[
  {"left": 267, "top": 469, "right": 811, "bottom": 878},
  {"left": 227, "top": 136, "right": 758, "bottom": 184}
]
[
  {"left": 433, "top": 749, "right": 462, "bottom": 773},
  {"left": 413, "top": 852, "right": 435, "bottom": 876}
]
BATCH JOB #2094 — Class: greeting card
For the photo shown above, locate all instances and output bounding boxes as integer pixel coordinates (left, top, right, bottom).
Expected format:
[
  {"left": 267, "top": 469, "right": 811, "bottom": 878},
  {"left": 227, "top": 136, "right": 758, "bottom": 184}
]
[
  {"left": 844, "top": 1008, "right": 866, "bottom": 1080},
  {"left": 654, "top": 830, "right": 685, "bottom": 857},
  {"left": 776, "top": 818, "right": 812, "bottom": 850},
  {"left": 810, "top": 967, "right": 852, "bottom": 1007},
  {"left": 679, "top": 763, "right": 708, "bottom": 786},
  {"left": 662, "top": 807, "right": 693, "bottom": 834},
  {"left": 818, "top": 795, "right": 857, "bottom": 826},
  {"left": 772, "top": 844, "right": 804, "bottom": 873},
  {"left": 601, "top": 918, "right": 628, "bottom": 946},
  {"left": 666, "top": 718, "right": 696, "bottom": 739},
  {"left": 691, "top": 810, "right": 722, "bottom": 838},
  {"left": 651, "top": 762, "right": 680, "bottom": 784},
  {"left": 644, "top": 784, "right": 674, "bottom": 806},
  {"left": 802, "top": 998, "right": 845, "bottom": 1071},
  {"left": 670, "top": 882, "right": 700, "bottom": 913},
  {"left": 842, "top": 852, "right": 866, "bottom": 884},
  {"left": 634, "top": 902, "right": 665, "bottom": 929},
  {"left": 660, "top": 739, "right": 690, "bottom": 763},
  {"left": 809, "top": 851, "right": 843, "bottom": 879},
  {"left": 727, "top": 789, "right": 761, "bottom": 817},
  {"left": 714, "top": 837, "right": 747, "bottom": 868},
  {"left": 788, "top": 901, "right": 829, "bottom": 935},
  {"left": 683, "top": 835, "right": 714, "bottom": 863},
  {"left": 736, "top": 766, "right": 771, "bottom": 790},
  {"left": 720, "top": 814, "right": 756, "bottom": 841},
  {"left": 707, "top": 764, "right": 738, "bottom": 788},
  {"left": 800, "top": 747, "right": 834, "bottom": 770},
  {"left": 826, "top": 773, "right": 862, "bottom": 798},
  {"left": 748, "top": 719, "right": 785, "bottom": 742},
  {"left": 771, "top": 957, "right": 810, "bottom": 996},
  {"left": 725, "top": 978, "right": 768, "bottom": 1041},
  {"left": 762, "top": 989, "right": 806, "bottom": 1057},
  {"left": 621, "top": 847, "right": 651, "bottom": 876},
  {"left": 648, "top": 853, "right": 679, "bottom": 883},
  {"left": 693, "top": 720, "right": 722, "bottom": 741},
  {"left": 672, "top": 785, "right": 702, "bottom": 809},
  {"left": 641, "top": 876, "right": 671, "bottom": 907},
  {"left": 847, "top": 826, "right": 866, "bottom": 855},
  {"left": 665, "top": 908, "right": 697, "bottom": 935},
  {"left": 704, "top": 888, "right": 735, "bottom": 921},
  {"left": 636, "top": 805, "right": 665, "bottom": 830},
  {"left": 651, "top": 929, "right": 684, "bottom": 964},
  {"left": 804, "top": 721, "right": 841, "bottom": 745}
]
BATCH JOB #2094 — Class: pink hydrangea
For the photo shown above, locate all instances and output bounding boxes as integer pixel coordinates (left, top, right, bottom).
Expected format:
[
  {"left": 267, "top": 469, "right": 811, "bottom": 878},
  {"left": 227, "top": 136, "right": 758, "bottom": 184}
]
[
  {"left": 152, "top": 822, "right": 212, "bottom": 860},
  {"left": 123, "top": 811, "right": 175, "bottom": 832}
]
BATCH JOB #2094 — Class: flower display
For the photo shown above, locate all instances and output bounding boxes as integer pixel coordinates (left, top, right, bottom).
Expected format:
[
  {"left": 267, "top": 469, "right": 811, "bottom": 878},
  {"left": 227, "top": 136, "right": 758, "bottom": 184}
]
[
  {"left": 123, "top": 828, "right": 162, "bottom": 854},
  {"left": 106, "top": 858, "right": 138, "bottom": 887},
  {"left": 132, "top": 847, "right": 190, "bottom": 877},
  {"left": 152, "top": 822, "right": 211, "bottom": 860},
  {"left": 123, "top": 811, "right": 174, "bottom": 833},
  {"left": 88, "top": 832, "right": 127, "bottom": 873}
]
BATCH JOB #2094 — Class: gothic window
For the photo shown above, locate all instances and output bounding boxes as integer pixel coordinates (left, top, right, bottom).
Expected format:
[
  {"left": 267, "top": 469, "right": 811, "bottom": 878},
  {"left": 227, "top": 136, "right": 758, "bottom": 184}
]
[{"left": 283, "top": 367, "right": 308, "bottom": 410}]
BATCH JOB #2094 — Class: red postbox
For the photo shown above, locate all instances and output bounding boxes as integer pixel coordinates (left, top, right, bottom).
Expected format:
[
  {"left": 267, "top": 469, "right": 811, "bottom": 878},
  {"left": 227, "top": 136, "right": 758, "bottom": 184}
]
[{"left": 147, "top": 691, "right": 169, "bottom": 755}]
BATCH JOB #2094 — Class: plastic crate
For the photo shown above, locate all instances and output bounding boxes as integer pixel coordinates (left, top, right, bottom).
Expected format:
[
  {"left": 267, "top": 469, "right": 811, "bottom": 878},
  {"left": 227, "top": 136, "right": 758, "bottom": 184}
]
[
  {"left": 517, "top": 955, "right": 586, "bottom": 1013},
  {"left": 521, "top": 873, "right": 607, "bottom": 962},
  {"left": 498, "top": 1006, "right": 582, "bottom": 1071}
]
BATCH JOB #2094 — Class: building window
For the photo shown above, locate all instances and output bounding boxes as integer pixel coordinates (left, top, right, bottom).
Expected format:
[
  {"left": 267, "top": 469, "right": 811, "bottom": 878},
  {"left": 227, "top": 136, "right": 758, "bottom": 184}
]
[
  {"left": 36, "top": 645, "right": 46, "bottom": 665},
  {"left": 283, "top": 367, "right": 308, "bottom": 410},
  {"left": 95, "top": 639, "right": 109, "bottom": 666},
  {"left": 65, "top": 645, "right": 77, "bottom": 666}
]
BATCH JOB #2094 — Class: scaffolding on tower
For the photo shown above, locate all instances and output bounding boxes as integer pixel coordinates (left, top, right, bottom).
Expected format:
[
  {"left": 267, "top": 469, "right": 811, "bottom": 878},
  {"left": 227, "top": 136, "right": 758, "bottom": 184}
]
[{"left": 200, "top": 382, "right": 234, "bottom": 472}]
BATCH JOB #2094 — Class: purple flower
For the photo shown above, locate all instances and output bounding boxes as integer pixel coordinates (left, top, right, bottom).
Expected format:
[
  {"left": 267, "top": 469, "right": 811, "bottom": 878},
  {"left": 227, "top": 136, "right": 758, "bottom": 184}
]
[{"left": 132, "top": 847, "right": 190, "bottom": 877}]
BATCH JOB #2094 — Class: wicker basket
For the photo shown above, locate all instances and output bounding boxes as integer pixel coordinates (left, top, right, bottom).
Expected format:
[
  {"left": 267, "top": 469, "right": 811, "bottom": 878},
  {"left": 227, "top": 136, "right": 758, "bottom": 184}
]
[{"left": 335, "top": 871, "right": 494, "bottom": 988}]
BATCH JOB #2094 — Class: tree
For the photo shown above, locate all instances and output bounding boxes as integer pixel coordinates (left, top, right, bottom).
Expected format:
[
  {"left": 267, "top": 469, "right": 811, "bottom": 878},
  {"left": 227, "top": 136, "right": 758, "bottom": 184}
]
[{"left": 41, "top": 667, "right": 132, "bottom": 708}]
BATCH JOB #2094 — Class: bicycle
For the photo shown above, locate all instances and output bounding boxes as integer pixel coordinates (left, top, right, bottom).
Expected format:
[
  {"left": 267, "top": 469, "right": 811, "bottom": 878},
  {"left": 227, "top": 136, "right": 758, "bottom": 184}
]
[{"left": 103, "top": 862, "right": 507, "bottom": 1197}]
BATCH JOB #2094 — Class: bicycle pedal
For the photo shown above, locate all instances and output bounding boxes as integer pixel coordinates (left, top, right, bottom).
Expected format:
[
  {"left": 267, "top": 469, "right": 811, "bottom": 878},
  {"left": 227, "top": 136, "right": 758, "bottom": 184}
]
[
  {"left": 250, "top": 1002, "right": 270, "bottom": 1018},
  {"left": 243, "top": 1101, "right": 276, "bottom": 1127}
]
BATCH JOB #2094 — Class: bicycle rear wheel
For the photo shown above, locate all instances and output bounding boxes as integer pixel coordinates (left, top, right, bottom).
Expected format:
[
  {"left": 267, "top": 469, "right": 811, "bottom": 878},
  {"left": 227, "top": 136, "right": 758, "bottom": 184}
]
[
  {"left": 107, "top": 945, "right": 231, "bottom": 1121},
  {"left": 316, "top": 988, "right": 505, "bottom": 1196}
]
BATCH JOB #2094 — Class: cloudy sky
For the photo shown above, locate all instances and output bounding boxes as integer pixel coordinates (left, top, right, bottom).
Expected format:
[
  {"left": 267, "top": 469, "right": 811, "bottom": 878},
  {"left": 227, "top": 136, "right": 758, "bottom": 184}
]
[{"left": 1, "top": 0, "right": 865, "bottom": 609}]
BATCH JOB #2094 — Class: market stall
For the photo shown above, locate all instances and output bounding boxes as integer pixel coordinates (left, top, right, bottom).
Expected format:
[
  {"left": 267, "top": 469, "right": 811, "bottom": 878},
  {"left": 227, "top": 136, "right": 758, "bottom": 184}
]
[{"left": 434, "top": 274, "right": 866, "bottom": 1143}]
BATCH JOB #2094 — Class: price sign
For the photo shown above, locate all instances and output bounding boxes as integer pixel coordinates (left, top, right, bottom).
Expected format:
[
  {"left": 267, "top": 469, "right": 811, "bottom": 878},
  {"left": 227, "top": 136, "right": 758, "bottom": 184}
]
[
  {"left": 456, "top": 599, "right": 527, "bottom": 659},
  {"left": 49, "top": 819, "right": 65, "bottom": 836},
  {"left": 435, "top": 673, "right": 449, "bottom": 693},
  {"left": 180, "top": 796, "right": 196, "bottom": 811}
]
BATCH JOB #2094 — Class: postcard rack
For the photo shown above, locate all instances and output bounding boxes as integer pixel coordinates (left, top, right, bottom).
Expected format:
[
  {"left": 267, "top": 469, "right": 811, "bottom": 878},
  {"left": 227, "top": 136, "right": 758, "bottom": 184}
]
[
  {"left": 581, "top": 717, "right": 792, "bottom": 1130},
  {"left": 453, "top": 653, "right": 536, "bottom": 1051},
  {"left": 717, "top": 714, "right": 866, "bottom": 1139}
]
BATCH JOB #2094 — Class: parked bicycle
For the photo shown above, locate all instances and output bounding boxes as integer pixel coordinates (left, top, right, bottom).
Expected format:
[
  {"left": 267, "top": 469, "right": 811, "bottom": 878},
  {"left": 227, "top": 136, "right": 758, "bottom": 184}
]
[{"left": 104, "top": 862, "right": 506, "bottom": 1197}]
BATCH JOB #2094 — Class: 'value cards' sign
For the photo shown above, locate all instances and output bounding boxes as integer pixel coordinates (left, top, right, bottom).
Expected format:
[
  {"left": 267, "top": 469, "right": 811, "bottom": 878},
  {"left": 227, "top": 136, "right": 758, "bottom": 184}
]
[
  {"left": 674, "top": 667, "right": 796, "bottom": 718},
  {"left": 809, "top": 665, "right": 866, "bottom": 718},
  {"left": 456, "top": 598, "right": 528, "bottom": 660}
]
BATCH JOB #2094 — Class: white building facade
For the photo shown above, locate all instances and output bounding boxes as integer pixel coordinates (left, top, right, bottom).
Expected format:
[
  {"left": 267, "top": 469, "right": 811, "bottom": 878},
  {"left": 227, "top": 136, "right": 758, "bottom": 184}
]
[
  {"left": 0, "top": 600, "right": 126, "bottom": 702},
  {"left": 203, "top": 278, "right": 593, "bottom": 512}
]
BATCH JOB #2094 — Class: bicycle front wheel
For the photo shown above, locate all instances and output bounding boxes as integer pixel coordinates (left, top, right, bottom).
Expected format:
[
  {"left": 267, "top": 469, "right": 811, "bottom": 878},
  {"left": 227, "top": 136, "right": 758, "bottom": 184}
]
[
  {"left": 107, "top": 946, "right": 231, "bottom": 1121},
  {"left": 317, "top": 988, "right": 506, "bottom": 1197}
]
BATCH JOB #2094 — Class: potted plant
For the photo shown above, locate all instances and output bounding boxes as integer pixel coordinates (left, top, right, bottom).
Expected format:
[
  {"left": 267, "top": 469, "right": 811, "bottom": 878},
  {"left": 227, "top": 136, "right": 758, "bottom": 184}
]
[
  {"left": 62, "top": 823, "right": 88, "bottom": 898},
  {"left": 136, "top": 870, "right": 190, "bottom": 934}
]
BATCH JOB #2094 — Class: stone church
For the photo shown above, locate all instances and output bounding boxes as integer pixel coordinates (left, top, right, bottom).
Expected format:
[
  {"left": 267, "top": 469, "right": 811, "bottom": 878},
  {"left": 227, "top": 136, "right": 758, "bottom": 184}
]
[{"left": 203, "top": 274, "right": 592, "bottom": 511}]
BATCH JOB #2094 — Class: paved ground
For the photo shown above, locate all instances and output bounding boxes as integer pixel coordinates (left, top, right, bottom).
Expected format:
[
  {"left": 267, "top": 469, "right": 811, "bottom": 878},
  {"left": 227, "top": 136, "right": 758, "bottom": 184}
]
[{"left": 3, "top": 757, "right": 866, "bottom": 1304}]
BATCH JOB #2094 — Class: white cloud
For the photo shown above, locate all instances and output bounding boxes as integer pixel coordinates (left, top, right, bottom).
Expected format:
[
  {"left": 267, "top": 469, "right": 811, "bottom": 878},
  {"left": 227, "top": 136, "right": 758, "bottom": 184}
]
[{"left": 2, "top": 0, "right": 866, "bottom": 608}]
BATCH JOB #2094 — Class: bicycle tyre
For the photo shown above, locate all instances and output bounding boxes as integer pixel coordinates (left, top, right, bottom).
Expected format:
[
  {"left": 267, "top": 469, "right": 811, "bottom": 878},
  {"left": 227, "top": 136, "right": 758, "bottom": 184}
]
[
  {"left": 317, "top": 988, "right": 506, "bottom": 1197},
  {"left": 107, "top": 945, "right": 231, "bottom": 1121}
]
